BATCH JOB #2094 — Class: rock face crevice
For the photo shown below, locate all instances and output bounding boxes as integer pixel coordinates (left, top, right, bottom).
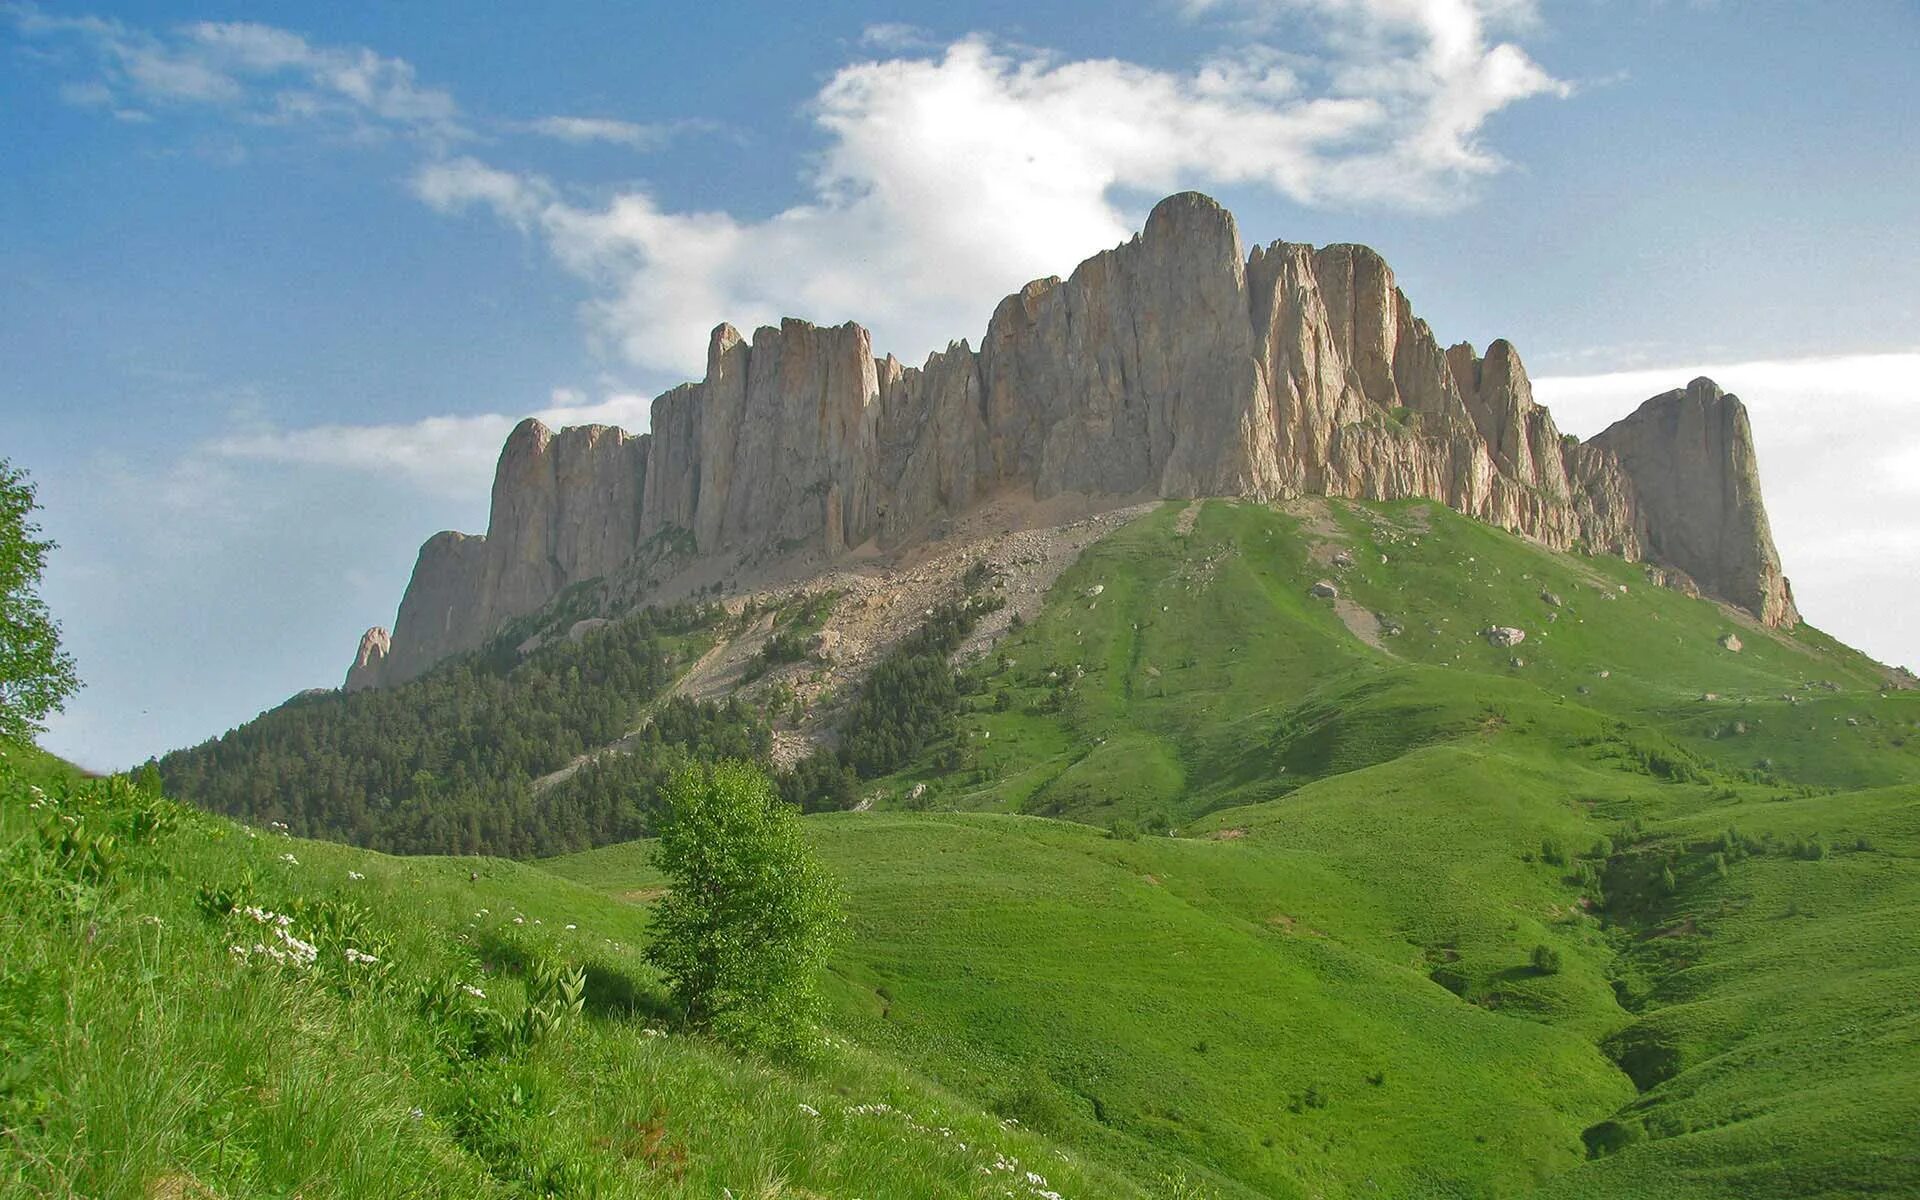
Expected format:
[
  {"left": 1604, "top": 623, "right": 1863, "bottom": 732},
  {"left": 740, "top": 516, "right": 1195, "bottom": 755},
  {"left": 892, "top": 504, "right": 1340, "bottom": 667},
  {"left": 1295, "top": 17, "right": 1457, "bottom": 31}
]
[{"left": 349, "top": 192, "right": 1798, "bottom": 688}]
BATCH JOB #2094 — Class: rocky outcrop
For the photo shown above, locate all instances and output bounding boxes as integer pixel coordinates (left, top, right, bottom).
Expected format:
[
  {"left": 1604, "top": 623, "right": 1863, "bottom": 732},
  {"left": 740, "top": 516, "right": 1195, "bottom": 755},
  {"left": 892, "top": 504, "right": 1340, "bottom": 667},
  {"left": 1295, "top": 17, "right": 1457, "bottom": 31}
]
[
  {"left": 343, "top": 627, "right": 390, "bottom": 693},
  {"left": 379, "top": 422, "right": 647, "bottom": 683},
  {"left": 352, "top": 192, "right": 1799, "bottom": 686},
  {"left": 1590, "top": 378, "right": 1799, "bottom": 627}
]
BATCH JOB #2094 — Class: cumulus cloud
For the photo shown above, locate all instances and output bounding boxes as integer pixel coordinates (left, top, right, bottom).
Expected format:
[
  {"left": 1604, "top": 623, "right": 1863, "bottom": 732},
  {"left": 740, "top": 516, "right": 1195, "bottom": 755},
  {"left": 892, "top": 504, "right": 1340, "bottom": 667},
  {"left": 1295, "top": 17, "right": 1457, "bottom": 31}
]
[
  {"left": 1535, "top": 352, "right": 1920, "bottom": 672},
  {"left": 413, "top": 16, "right": 1566, "bottom": 377}
]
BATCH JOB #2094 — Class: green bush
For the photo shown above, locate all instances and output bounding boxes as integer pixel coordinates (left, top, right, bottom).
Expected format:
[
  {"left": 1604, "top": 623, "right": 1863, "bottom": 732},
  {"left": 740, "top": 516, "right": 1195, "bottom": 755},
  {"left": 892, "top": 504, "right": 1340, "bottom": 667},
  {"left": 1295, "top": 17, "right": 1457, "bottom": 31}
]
[
  {"left": 1530, "top": 944, "right": 1562, "bottom": 975},
  {"left": 646, "top": 762, "right": 842, "bottom": 1051}
]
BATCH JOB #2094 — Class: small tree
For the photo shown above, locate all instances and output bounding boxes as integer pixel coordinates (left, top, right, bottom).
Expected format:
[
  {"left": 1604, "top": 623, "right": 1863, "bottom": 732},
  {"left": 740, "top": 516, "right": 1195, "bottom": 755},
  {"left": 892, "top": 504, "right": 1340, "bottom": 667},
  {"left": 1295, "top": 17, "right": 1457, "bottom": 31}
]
[
  {"left": 1, "top": 461, "right": 78, "bottom": 744},
  {"left": 647, "top": 761, "right": 841, "bottom": 1050},
  {"left": 1531, "top": 944, "right": 1562, "bottom": 975}
]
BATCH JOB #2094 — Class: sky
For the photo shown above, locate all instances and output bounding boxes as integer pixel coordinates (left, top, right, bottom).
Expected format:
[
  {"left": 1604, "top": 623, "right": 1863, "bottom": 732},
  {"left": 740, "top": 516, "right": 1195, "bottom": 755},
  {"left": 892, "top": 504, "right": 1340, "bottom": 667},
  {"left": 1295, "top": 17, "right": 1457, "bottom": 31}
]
[{"left": 2, "top": 1, "right": 1915, "bottom": 770}]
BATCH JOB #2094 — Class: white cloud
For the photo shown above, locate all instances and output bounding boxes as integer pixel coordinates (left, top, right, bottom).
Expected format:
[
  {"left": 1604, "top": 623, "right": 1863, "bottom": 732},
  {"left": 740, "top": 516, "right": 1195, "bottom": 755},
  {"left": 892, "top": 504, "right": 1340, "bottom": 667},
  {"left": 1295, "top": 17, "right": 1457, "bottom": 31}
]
[
  {"left": 1535, "top": 352, "right": 1920, "bottom": 672},
  {"left": 411, "top": 18, "right": 1566, "bottom": 377},
  {"left": 207, "top": 391, "right": 656, "bottom": 499},
  {"left": 521, "top": 115, "right": 669, "bottom": 147},
  {"left": 13, "top": 7, "right": 464, "bottom": 139}
]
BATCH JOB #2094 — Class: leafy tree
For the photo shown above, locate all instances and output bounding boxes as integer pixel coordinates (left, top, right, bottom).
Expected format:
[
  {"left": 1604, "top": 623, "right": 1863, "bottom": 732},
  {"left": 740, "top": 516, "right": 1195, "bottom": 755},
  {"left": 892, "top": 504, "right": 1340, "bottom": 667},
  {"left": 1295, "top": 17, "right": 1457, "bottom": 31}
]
[
  {"left": 1530, "top": 944, "right": 1563, "bottom": 975},
  {"left": 0, "top": 461, "right": 78, "bottom": 743},
  {"left": 646, "top": 761, "right": 841, "bottom": 1050}
]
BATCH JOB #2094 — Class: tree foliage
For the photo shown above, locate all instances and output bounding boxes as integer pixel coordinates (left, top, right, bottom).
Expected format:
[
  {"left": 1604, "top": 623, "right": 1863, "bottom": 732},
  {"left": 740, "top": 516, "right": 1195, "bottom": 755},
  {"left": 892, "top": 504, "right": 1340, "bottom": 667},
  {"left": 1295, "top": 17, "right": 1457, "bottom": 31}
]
[
  {"left": 646, "top": 761, "right": 841, "bottom": 1050},
  {"left": 157, "top": 605, "right": 771, "bottom": 857},
  {"left": 0, "top": 461, "right": 78, "bottom": 743}
]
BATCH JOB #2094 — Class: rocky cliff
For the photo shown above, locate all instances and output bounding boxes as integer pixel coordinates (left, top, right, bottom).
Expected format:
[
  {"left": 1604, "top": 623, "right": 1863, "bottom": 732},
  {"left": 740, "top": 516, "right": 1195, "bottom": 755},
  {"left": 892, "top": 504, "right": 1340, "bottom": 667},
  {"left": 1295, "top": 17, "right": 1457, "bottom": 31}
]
[
  {"left": 1590, "top": 377, "right": 1799, "bottom": 627},
  {"left": 346, "top": 192, "right": 1798, "bottom": 688}
]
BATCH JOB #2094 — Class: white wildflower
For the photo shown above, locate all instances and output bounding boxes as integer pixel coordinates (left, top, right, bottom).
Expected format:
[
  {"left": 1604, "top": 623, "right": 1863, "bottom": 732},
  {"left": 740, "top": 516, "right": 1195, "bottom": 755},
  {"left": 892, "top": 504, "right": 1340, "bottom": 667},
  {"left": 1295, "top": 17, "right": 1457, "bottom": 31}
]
[
  {"left": 565, "top": 923, "right": 577, "bottom": 931},
  {"left": 278, "top": 853, "right": 298, "bottom": 865},
  {"left": 641, "top": 1027, "right": 666, "bottom": 1038},
  {"left": 347, "top": 870, "right": 365, "bottom": 881},
  {"left": 512, "top": 916, "right": 525, "bottom": 925},
  {"left": 344, "top": 947, "right": 379, "bottom": 965},
  {"left": 797, "top": 1103, "right": 820, "bottom": 1117},
  {"left": 140, "top": 915, "right": 164, "bottom": 927},
  {"left": 461, "top": 984, "right": 485, "bottom": 999}
]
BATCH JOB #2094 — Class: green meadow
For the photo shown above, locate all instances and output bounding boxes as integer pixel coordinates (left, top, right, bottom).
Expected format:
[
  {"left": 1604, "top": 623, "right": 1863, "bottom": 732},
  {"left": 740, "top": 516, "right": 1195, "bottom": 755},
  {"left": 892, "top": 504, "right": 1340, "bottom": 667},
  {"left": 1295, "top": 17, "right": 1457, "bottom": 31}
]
[{"left": 7, "top": 499, "right": 1917, "bottom": 1196}]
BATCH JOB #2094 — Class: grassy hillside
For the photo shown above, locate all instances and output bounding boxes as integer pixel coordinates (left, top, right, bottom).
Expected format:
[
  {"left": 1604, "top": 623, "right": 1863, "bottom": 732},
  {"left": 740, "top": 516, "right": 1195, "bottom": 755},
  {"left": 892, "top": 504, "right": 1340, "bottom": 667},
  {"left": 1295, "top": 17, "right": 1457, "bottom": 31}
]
[
  {"left": 14, "top": 497, "right": 1917, "bottom": 1197},
  {"left": 548, "top": 499, "right": 1920, "bottom": 1198},
  {"left": 0, "top": 742, "right": 1143, "bottom": 1199}
]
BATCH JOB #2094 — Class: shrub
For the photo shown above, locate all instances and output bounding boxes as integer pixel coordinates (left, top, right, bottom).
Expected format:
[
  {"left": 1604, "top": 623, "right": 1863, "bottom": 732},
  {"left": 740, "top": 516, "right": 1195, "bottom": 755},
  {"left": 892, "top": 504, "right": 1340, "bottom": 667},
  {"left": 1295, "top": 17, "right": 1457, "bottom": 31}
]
[
  {"left": 759, "top": 630, "right": 808, "bottom": 666},
  {"left": 1108, "top": 818, "right": 1141, "bottom": 842},
  {"left": 1540, "top": 837, "right": 1567, "bottom": 867},
  {"left": 1582, "top": 1119, "right": 1644, "bottom": 1158},
  {"left": 647, "top": 762, "right": 842, "bottom": 1051},
  {"left": 1530, "top": 944, "right": 1562, "bottom": 975}
]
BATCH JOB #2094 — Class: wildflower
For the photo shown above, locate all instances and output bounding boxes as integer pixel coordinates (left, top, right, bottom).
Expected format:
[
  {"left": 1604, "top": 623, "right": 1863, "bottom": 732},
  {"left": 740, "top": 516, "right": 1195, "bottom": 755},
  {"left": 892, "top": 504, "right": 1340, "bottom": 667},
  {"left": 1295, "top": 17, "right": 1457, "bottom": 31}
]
[
  {"left": 565, "top": 923, "right": 577, "bottom": 931},
  {"left": 279, "top": 853, "right": 298, "bottom": 865},
  {"left": 641, "top": 1027, "right": 666, "bottom": 1038},
  {"left": 347, "top": 870, "right": 365, "bottom": 881},
  {"left": 408, "top": 1107, "right": 425, "bottom": 1121},
  {"left": 140, "top": 915, "right": 164, "bottom": 927},
  {"left": 344, "top": 948, "right": 379, "bottom": 965},
  {"left": 798, "top": 1103, "right": 820, "bottom": 1117},
  {"left": 461, "top": 984, "right": 485, "bottom": 999},
  {"left": 512, "top": 916, "right": 525, "bottom": 925}
]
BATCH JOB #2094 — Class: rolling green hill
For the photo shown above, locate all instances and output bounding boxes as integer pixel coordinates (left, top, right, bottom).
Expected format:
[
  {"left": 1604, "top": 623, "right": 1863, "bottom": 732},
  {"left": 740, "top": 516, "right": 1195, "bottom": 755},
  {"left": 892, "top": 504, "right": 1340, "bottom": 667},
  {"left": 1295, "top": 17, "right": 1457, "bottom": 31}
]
[{"left": 8, "top": 498, "right": 1917, "bottom": 1196}]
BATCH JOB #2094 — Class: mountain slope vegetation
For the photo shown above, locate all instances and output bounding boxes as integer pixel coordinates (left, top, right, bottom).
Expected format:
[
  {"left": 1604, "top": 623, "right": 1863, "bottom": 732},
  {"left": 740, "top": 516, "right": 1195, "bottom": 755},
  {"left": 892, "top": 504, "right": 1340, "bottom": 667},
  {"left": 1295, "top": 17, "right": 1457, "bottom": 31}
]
[{"left": 17, "top": 498, "right": 1918, "bottom": 1196}]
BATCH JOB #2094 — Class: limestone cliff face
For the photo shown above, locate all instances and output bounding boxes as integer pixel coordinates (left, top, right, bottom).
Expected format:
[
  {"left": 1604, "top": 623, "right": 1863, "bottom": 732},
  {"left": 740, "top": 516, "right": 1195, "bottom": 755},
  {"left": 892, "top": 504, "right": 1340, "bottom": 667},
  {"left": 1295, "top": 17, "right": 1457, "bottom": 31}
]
[
  {"left": 356, "top": 192, "right": 1798, "bottom": 685},
  {"left": 380, "top": 422, "right": 646, "bottom": 683},
  {"left": 1590, "top": 378, "right": 1800, "bottom": 627},
  {"left": 343, "top": 627, "right": 390, "bottom": 693}
]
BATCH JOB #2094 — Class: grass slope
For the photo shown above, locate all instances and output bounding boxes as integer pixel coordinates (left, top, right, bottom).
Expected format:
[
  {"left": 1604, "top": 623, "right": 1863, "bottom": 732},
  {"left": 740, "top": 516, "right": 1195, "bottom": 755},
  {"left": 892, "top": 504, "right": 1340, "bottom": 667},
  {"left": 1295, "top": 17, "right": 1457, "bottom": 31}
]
[
  {"left": 0, "top": 742, "right": 1142, "bottom": 1199},
  {"left": 550, "top": 499, "right": 1920, "bottom": 1198}
]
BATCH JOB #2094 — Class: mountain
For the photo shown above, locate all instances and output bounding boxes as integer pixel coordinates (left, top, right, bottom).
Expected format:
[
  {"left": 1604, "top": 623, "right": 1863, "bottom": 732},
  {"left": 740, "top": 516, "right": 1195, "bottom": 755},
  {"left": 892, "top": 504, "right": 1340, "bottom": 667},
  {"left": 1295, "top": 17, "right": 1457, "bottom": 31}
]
[
  {"left": 346, "top": 192, "right": 1796, "bottom": 690},
  {"left": 52, "top": 493, "right": 1920, "bottom": 1198}
]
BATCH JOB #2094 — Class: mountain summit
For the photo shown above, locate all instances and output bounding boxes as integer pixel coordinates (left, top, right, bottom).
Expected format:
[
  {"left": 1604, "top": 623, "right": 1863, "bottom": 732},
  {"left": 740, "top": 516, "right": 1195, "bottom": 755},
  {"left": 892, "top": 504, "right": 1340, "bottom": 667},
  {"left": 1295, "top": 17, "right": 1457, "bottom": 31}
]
[{"left": 349, "top": 192, "right": 1796, "bottom": 688}]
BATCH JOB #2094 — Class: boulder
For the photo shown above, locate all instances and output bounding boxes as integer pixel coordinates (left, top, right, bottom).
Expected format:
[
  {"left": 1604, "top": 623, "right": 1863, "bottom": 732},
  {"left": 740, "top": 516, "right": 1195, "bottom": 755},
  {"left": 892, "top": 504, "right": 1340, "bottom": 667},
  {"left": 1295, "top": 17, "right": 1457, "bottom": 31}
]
[
  {"left": 1310, "top": 580, "right": 1340, "bottom": 599},
  {"left": 1720, "top": 632, "right": 1743, "bottom": 653},
  {"left": 1485, "top": 626, "right": 1527, "bottom": 648}
]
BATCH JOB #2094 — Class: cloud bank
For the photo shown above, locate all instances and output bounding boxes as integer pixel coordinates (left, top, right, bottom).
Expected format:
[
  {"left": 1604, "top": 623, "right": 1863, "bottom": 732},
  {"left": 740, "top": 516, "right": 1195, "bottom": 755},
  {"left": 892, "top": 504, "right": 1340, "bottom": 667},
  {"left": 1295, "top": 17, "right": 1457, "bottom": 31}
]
[{"left": 1536, "top": 352, "right": 1920, "bottom": 673}]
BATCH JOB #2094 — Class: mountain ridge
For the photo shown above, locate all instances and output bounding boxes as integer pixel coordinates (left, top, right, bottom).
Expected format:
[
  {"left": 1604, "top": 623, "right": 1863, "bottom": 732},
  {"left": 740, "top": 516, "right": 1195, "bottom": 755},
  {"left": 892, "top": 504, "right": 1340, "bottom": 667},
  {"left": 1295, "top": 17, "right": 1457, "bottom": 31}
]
[{"left": 347, "top": 191, "right": 1798, "bottom": 690}]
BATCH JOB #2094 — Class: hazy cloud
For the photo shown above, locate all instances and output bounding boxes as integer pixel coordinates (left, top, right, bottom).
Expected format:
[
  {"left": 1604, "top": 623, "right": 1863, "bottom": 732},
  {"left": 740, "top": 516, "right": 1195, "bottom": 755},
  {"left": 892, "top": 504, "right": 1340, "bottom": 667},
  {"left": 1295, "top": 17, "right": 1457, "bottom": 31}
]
[
  {"left": 207, "top": 391, "right": 656, "bottom": 499},
  {"left": 1536, "top": 351, "right": 1920, "bottom": 672},
  {"left": 11, "top": 5, "right": 465, "bottom": 139}
]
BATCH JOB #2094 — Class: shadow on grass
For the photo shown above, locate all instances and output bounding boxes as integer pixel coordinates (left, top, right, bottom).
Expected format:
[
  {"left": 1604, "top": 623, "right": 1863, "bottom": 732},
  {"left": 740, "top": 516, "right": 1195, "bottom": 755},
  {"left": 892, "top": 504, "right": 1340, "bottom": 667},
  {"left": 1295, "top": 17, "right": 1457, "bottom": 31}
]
[{"left": 473, "top": 927, "right": 673, "bottom": 1023}]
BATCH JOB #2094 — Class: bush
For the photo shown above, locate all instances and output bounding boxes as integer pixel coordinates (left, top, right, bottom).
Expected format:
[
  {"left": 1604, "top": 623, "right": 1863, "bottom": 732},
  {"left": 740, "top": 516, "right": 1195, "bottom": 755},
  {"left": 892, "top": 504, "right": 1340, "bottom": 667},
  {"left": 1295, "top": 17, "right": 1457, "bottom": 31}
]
[
  {"left": 759, "top": 630, "right": 808, "bottom": 666},
  {"left": 646, "top": 762, "right": 842, "bottom": 1051},
  {"left": 1582, "top": 1119, "right": 1644, "bottom": 1158},
  {"left": 1540, "top": 837, "right": 1566, "bottom": 867},
  {"left": 1530, "top": 944, "right": 1562, "bottom": 975}
]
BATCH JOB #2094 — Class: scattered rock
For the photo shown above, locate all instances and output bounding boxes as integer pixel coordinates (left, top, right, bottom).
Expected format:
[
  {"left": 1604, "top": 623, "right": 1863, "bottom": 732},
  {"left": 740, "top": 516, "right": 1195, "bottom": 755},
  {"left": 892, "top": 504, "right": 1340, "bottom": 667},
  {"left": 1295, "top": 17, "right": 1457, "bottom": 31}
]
[
  {"left": 1310, "top": 579, "right": 1340, "bottom": 599},
  {"left": 1485, "top": 626, "right": 1526, "bottom": 648},
  {"left": 1720, "top": 632, "right": 1743, "bottom": 653},
  {"left": 1540, "top": 590, "right": 1563, "bottom": 608}
]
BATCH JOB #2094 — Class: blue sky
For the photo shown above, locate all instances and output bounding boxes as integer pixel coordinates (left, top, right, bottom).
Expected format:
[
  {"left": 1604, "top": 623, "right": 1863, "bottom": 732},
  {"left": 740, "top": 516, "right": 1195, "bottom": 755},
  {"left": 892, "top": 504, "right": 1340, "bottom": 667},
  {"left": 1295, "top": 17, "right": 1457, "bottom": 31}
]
[{"left": 3, "top": 1, "right": 1916, "bottom": 769}]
